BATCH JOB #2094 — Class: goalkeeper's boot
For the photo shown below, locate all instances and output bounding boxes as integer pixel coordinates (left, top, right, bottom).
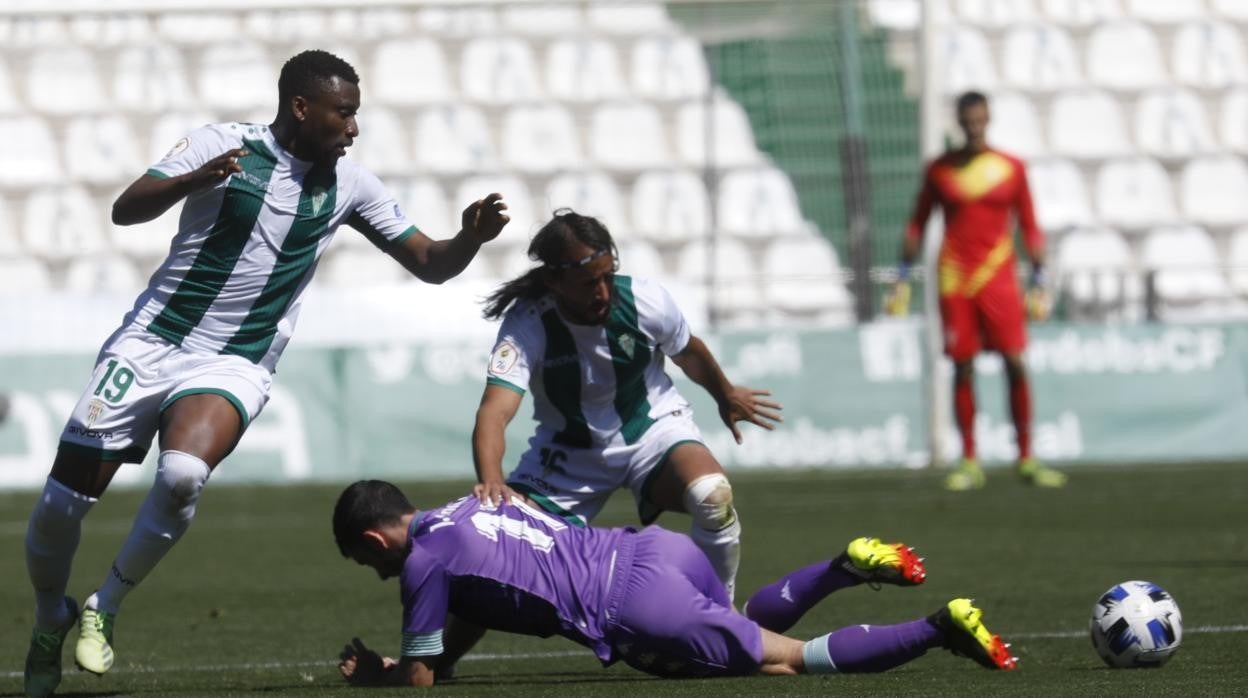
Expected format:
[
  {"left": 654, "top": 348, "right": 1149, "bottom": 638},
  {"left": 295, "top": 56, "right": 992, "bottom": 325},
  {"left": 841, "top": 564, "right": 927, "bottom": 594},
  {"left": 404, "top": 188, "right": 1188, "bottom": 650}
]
[
  {"left": 841, "top": 537, "right": 927, "bottom": 589},
  {"left": 944, "top": 458, "right": 986, "bottom": 491},
  {"left": 1016, "top": 458, "right": 1066, "bottom": 488},
  {"left": 24, "top": 596, "right": 79, "bottom": 698},
  {"left": 75, "top": 605, "right": 116, "bottom": 675},
  {"left": 930, "top": 598, "right": 1018, "bottom": 671}
]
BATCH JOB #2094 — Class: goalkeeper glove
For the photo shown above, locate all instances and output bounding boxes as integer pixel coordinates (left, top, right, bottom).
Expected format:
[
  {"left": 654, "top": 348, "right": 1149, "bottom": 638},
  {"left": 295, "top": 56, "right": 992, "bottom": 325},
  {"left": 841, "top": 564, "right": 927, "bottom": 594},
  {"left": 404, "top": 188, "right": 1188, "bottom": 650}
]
[
  {"left": 1025, "top": 266, "right": 1051, "bottom": 321},
  {"left": 885, "top": 281, "right": 912, "bottom": 317}
]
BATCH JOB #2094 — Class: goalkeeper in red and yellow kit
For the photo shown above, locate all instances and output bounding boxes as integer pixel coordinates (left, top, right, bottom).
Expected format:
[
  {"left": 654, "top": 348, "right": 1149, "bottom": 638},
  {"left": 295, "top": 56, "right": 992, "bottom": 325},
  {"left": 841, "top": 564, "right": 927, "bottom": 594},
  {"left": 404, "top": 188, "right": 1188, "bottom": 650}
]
[{"left": 887, "top": 92, "right": 1066, "bottom": 490}]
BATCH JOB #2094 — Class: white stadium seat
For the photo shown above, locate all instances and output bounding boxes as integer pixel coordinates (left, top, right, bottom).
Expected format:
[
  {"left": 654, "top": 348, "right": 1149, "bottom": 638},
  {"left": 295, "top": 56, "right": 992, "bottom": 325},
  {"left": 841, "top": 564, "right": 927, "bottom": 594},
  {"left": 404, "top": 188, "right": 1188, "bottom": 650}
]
[
  {"left": 352, "top": 107, "right": 408, "bottom": 176},
  {"left": 69, "top": 15, "right": 153, "bottom": 46},
  {"left": 1040, "top": 0, "right": 1121, "bottom": 27},
  {"left": 414, "top": 6, "right": 496, "bottom": 36},
  {"left": 1086, "top": 22, "right": 1166, "bottom": 91},
  {"left": 1056, "top": 226, "right": 1137, "bottom": 308},
  {"left": 0, "top": 196, "right": 20, "bottom": 256},
  {"left": 22, "top": 187, "right": 105, "bottom": 261},
  {"left": 65, "top": 115, "right": 143, "bottom": 185},
  {"left": 156, "top": 12, "right": 240, "bottom": 44},
  {"left": 868, "top": 0, "right": 922, "bottom": 31},
  {"left": 0, "top": 258, "right": 52, "bottom": 293},
  {"left": 631, "top": 37, "right": 710, "bottom": 100},
  {"left": 761, "top": 237, "right": 854, "bottom": 318},
  {"left": 1125, "top": 0, "right": 1206, "bottom": 24},
  {"left": 1229, "top": 226, "right": 1248, "bottom": 294},
  {"left": 0, "top": 16, "right": 68, "bottom": 48},
  {"left": 1048, "top": 90, "right": 1131, "bottom": 159},
  {"left": 197, "top": 42, "right": 273, "bottom": 111},
  {"left": 320, "top": 248, "right": 408, "bottom": 288},
  {"left": 546, "top": 38, "right": 628, "bottom": 102},
  {"left": 676, "top": 238, "right": 764, "bottom": 321},
  {"left": 940, "top": 26, "right": 998, "bottom": 94},
  {"left": 631, "top": 170, "right": 711, "bottom": 243},
  {"left": 675, "top": 94, "right": 761, "bottom": 168},
  {"left": 1141, "top": 225, "right": 1232, "bottom": 306},
  {"left": 1134, "top": 88, "right": 1216, "bottom": 159},
  {"left": 956, "top": 0, "right": 1038, "bottom": 28},
  {"left": 1180, "top": 156, "right": 1248, "bottom": 227},
  {"left": 460, "top": 38, "right": 542, "bottom": 105},
  {"left": 617, "top": 239, "right": 666, "bottom": 280},
  {"left": 1172, "top": 21, "right": 1248, "bottom": 89},
  {"left": 986, "top": 91, "right": 1045, "bottom": 158},
  {"left": 0, "top": 57, "right": 21, "bottom": 114},
  {"left": 1095, "top": 157, "right": 1179, "bottom": 230},
  {"left": 108, "top": 204, "right": 179, "bottom": 259},
  {"left": 501, "top": 4, "right": 582, "bottom": 35},
  {"left": 1027, "top": 158, "right": 1093, "bottom": 231},
  {"left": 501, "top": 104, "right": 584, "bottom": 174},
  {"left": 586, "top": 2, "right": 675, "bottom": 34},
  {"left": 589, "top": 102, "right": 671, "bottom": 170},
  {"left": 148, "top": 111, "right": 214, "bottom": 163},
  {"left": 373, "top": 39, "right": 453, "bottom": 106},
  {"left": 396, "top": 178, "right": 454, "bottom": 245},
  {"left": 28, "top": 47, "right": 105, "bottom": 114},
  {"left": 457, "top": 175, "right": 537, "bottom": 240},
  {"left": 1001, "top": 23, "right": 1082, "bottom": 91},
  {"left": 0, "top": 116, "right": 62, "bottom": 188},
  {"left": 544, "top": 173, "right": 628, "bottom": 235},
  {"left": 1212, "top": 0, "right": 1248, "bottom": 22},
  {"left": 65, "top": 254, "right": 143, "bottom": 293},
  {"left": 411, "top": 105, "right": 496, "bottom": 174},
  {"left": 113, "top": 45, "right": 194, "bottom": 113},
  {"left": 717, "top": 167, "right": 806, "bottom": 237},
  {"left": 1219, "top": 88, "right": 1248, "bottom": 153},
  {"left": 242, "top": 10, "right": 327, "bottom": 41}
]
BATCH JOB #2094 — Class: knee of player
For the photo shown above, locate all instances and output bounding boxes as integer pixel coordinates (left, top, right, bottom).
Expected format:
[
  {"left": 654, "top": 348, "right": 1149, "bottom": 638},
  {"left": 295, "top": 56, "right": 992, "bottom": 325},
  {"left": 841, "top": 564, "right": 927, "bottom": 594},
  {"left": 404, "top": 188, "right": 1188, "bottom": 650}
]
[
  {"left": 155, "top": 451, "right": 211, "bottom": 511},
  {"left": 683, "top": 474, "right": 738, "bottom": 531}
]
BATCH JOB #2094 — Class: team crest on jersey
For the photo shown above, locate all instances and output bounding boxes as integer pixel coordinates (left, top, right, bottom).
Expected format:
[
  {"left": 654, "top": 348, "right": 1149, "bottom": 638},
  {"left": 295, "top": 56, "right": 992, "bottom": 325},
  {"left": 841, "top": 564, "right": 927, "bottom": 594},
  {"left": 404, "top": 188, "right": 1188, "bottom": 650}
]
[
  {"left": 310, "top": 186, "right": 329, "bottom": 216},
  {"left": 618, "top": 333, "right": 636, "bottom": 360},
  {"left": 85, "top": 398, "right": 107, "bottom": 428},
  {"left": 164, "top": 137, "right": 190, "bottom": 160},
  {"left": 488, "top": 341, "right": 519, "bottom": 376}
]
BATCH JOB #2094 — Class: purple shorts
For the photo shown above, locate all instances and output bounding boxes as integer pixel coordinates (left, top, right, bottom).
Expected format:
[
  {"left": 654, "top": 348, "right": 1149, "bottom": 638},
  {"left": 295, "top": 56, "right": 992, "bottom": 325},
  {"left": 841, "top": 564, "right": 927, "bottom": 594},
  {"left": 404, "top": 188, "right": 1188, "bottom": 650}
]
[{"left": 606, "top": 527, "right": 763, "bottom": 678}]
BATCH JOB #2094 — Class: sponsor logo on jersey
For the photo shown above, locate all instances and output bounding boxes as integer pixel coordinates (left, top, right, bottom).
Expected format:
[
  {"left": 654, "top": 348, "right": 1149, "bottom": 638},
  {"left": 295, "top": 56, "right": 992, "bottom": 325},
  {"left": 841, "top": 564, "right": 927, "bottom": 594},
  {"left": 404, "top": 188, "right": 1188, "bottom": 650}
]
[
  {"left": 488, "top": 341, "right": 520, "bottom": 376},
  {"left": 164, "top": 137, "right": 190, "bottom": 159}
]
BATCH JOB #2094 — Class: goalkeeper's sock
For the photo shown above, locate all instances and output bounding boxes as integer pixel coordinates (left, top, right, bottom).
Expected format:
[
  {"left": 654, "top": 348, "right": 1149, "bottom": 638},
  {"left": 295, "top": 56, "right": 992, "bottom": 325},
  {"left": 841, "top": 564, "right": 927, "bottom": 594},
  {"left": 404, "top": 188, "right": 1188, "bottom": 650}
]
[
  {"left": 802, "top": 619, "right": 942, "bottom": 673},
  {"left": 744, "top": 559, "right": 859, "bottom": 633},
  {"left": 954, "top": 378, "right": 976, "bottom": 459},
  {"left": 1008, "top": 374, "right": 1032, "bottom": 460}
]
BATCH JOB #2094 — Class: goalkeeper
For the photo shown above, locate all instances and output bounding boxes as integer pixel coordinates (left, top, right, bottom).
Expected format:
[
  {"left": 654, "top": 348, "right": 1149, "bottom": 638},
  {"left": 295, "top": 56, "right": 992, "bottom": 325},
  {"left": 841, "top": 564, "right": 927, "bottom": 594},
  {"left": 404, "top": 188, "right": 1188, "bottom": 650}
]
[{"left": 885, "top": 91, "right": 1065, "bottom": 490}]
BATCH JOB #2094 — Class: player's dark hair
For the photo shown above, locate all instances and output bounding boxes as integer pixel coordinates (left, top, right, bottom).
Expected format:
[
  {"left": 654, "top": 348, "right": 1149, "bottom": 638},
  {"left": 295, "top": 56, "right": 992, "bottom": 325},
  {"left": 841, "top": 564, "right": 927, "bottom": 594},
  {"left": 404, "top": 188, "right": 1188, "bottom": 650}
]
[
  {"left": 332, "top": 480, "right": 415, "bottom": 557},
  {"left": 956, "top": 90, "right": 988, "bottom": 115},
  {"left": 481, "top": 209, "right": 618, "bottom": 320},
  {"left": 278, "top": 50, "right": 359, "bottom": 108}
]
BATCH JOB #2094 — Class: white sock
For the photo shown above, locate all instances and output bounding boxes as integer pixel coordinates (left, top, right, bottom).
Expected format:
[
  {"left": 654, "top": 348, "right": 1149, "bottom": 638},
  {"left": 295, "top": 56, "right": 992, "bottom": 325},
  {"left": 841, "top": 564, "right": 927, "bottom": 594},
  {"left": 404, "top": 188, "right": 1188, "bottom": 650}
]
[
  {"left": 26, "top": 477, "right": 97, "bottom": 631},
  {"left": 689, "top": 515, "right": 742, "bottom": 602},
  {"left": 91, "top": 451, "right": 210, "bottom": 614}
]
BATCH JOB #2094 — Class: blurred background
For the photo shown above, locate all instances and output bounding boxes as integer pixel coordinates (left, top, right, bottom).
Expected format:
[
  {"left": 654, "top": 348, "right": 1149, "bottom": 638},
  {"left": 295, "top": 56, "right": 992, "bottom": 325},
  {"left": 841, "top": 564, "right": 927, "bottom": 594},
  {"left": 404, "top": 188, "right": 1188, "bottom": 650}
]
[{"left": 3, "top": 0, "right": 1248, "bottom": 489}]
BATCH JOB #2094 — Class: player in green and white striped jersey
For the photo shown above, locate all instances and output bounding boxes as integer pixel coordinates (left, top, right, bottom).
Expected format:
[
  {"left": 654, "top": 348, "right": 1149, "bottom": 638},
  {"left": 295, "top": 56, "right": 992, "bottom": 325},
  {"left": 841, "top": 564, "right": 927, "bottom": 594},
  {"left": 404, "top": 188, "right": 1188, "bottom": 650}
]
[
  {"left": 471, "top": 210, "right": 783, "bottom": 605},
  {"left": 23, "top": 50, "right": 509, "bottom": 697}
]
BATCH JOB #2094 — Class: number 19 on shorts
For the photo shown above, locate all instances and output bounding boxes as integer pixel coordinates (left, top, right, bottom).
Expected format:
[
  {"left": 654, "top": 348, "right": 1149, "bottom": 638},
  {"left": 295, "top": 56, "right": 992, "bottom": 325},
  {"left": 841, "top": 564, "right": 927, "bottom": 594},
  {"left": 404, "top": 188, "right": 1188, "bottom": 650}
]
[{"left": 94, "top": 359, "right": 135, "bottom": 404}]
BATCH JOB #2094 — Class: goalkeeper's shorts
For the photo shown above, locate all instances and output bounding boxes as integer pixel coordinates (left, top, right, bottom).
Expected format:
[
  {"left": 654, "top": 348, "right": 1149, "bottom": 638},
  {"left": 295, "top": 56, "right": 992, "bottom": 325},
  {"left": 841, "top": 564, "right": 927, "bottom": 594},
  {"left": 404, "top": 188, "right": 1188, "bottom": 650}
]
[{"left": 939, "top": 278, "right": 1027, "bottom": 361}]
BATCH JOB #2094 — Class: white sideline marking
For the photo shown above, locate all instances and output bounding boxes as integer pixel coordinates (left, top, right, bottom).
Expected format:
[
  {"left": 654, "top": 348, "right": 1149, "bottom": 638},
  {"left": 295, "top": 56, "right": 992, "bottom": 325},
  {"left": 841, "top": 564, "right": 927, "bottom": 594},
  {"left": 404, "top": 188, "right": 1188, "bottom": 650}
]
[{"left": 5, "top": 626, "right": 1247, "bottom": 679}]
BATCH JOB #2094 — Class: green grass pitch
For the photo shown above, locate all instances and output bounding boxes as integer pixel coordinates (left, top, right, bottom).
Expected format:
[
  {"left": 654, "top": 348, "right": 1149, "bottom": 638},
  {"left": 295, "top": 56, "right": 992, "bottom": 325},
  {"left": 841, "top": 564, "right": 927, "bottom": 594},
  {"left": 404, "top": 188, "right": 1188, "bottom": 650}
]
[{"left": 2, "top": 462, "right": 1246, "bottom": 696}]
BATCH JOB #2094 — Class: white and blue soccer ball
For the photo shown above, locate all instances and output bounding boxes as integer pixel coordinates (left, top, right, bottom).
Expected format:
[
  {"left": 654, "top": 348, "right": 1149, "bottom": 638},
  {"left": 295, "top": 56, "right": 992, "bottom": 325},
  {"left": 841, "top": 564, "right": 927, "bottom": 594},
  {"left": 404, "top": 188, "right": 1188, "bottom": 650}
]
[{"left": 1089, "top": 580, "right": 1183, "bottom": 668}]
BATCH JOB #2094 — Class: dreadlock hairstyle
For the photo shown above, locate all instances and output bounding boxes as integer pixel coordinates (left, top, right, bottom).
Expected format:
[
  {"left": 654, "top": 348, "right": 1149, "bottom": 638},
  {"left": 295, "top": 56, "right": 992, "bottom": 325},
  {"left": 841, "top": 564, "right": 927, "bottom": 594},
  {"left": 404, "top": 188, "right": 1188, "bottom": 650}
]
[
  {"left": 278, "top": 49, "right": 359, "bottom": 109},
  {"left": 332, "top": 480, "right": 415, "bottom": 557},
  {"left": 481, "top": 209, "right": 618, "bottom": 320}
]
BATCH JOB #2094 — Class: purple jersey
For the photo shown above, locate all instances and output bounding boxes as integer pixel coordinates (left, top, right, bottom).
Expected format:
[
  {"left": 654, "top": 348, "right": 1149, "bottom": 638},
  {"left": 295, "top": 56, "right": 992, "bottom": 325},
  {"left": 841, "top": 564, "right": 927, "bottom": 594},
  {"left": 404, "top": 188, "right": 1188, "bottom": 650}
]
[{"left": 399, "top": 495, "right": 636, "bottom": 662}]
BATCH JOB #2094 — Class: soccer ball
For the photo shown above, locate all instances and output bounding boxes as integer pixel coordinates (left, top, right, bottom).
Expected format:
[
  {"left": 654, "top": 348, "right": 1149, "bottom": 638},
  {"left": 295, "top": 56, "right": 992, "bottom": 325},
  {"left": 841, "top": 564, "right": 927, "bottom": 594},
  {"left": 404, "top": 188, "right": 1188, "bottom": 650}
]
[{"left": 1089, "top": 580, "right": 1183, "bottom": 668}]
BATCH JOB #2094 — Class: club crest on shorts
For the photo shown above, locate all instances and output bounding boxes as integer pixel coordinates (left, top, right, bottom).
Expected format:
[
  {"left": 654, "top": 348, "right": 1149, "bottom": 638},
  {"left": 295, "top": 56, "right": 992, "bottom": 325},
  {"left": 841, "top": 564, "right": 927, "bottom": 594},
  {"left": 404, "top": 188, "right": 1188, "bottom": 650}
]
[
  {"left": 489, "top": 341, "right": 519, "bottom": 376},
  {"left": 86, "top": 398, "right": 107, "bottom": 427}
]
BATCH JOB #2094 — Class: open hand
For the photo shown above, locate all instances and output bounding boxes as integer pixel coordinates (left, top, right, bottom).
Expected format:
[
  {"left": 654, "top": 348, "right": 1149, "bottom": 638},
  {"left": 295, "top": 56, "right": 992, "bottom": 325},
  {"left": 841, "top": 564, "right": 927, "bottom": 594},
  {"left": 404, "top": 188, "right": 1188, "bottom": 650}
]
[
  {"left": 461, "top": 193, "right": 510, "bottom": 244},
  {"left": 188, "top": 148, "right": 247, "bottom": 190},
  {"left": 473, "top": 480, "right": 521, "bottom": 508},
  {"left": 719, "top": 386, "right": 783, "bottom": 444}
]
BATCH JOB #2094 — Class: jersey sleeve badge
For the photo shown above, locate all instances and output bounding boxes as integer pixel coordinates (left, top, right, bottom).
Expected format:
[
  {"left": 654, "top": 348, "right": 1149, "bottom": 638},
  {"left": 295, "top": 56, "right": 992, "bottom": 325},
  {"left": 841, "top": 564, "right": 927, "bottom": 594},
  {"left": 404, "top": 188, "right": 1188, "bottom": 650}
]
[{"left": 488, "top": 341, "right": 520, "bottom": 376}]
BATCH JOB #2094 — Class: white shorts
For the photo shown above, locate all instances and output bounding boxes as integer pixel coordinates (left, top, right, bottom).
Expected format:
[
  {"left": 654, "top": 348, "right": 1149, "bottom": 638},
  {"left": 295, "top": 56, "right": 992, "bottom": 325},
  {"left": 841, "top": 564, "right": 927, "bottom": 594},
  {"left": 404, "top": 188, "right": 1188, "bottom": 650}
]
[
  {"left": 507, "top": 409, "right": 706, "bottom": 526},
  {"left": 58, "top": 325, "right": 273, "bottom": 464}
]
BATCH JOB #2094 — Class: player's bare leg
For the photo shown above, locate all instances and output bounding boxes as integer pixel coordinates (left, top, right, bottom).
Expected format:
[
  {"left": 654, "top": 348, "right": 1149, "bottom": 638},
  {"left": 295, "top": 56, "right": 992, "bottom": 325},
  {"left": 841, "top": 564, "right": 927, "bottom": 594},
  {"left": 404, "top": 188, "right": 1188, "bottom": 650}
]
[
  {"left": 647, "top": 443, "right": 741, "bottom": 601},
  {"left": 76, "top": 394, "right": 241, "bottom": 675},
  {"left": 1002, "top": 354, "right": 1065, "bottom": 488},
  {"left": 946, "top": 360, "right": 986, "bottom": 491}
]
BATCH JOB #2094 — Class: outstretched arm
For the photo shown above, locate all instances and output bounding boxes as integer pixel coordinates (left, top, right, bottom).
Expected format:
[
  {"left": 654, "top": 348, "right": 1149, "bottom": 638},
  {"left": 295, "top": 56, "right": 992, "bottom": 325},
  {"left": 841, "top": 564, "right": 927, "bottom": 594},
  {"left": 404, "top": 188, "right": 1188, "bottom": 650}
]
[
  {"left": 472, "top": 383, "right": 524, "bottom": 506},
  {"left": 670, "top": 335, "right": 783, "bottom": 444},
  {"left": 387, "top": 193, "right": 509, "bottom": 284},
  {"left": 112, "top": 148, "right": 247, "bottom": 225}
]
